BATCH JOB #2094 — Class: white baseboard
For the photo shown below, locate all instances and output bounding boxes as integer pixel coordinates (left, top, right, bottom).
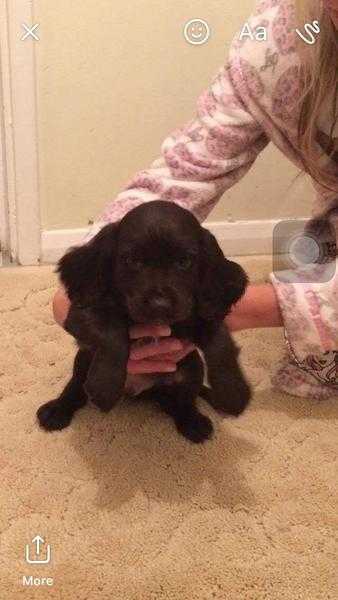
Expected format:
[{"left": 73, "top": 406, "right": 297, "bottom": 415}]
[
  {"left": 206, "top": 219, "right": 280, "bottom": 257},
  {"left": 41, "top": 227, "right": 89, "bottom": 264},
  {"left": 41, "top": 219, "right": 282, "bottom": 264}
]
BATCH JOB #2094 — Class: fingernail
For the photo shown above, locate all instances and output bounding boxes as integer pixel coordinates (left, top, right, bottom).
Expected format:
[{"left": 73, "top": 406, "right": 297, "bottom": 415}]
[
  {"left": 164, "top": 365, "right": 176, "bottom": 372},
  {"left": 159, "top": 326, "right": 171, "bottom": 336}
]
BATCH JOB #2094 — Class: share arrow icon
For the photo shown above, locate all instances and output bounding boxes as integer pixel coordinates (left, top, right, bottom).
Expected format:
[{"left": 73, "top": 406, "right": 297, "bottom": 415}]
[{"left": 25, "top": 535, "right": 51, "bottom": 564}]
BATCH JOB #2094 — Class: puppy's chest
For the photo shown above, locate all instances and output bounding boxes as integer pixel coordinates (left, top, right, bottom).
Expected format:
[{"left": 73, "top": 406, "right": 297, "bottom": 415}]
[{"left": 123, "top": 371, "right": 184, "bottom": 398}]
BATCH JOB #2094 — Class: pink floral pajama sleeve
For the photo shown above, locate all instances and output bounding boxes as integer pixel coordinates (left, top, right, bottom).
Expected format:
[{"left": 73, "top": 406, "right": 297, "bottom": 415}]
[{"left": 82, "top": 0, "right": 337, "bottom": 398}]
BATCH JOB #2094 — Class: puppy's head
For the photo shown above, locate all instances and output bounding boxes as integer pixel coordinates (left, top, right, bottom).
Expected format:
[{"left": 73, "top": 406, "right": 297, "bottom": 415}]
[
  {"left": 57, "top": 200, "right": 248, "bottom": 323},
  {"left": 114, "top": 201, "right": 200, "bottom": 324},
  {"left": 115, "top": 201, "right": 248, "bottom": 324}
]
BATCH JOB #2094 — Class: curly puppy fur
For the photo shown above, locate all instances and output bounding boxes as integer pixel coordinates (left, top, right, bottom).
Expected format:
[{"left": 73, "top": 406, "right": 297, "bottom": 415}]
[{"left": 37, "top": 201, "right": 251, "bottom": 443}]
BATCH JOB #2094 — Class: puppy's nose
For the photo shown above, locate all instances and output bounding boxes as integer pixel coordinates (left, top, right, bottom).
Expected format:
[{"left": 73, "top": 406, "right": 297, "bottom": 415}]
[{"left": 149, "top": 295, "right": 172, "bottom": 313}]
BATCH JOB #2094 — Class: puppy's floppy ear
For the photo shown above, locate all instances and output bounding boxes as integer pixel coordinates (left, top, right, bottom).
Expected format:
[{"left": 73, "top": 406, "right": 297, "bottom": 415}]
[
  {"left": 197, "top": 229, "right": 248, "bottom": 321},
  {"left": 55, "top": 223, "right": 119, "bottom": 304}
]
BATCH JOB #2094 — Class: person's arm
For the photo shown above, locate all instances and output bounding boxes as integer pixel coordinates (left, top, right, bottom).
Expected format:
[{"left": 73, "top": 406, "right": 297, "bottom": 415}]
[
  {"left": 225, "top": 283, "right": 283, "bottom": 331},
  {"left": 53, "top": 282, "right": 283, "bottom": 374}
]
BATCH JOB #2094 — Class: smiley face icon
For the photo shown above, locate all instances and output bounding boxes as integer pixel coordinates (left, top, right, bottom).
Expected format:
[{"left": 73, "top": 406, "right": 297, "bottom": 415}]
[{"left": 183, "top": 19, "right": 210, "bottom": 45}]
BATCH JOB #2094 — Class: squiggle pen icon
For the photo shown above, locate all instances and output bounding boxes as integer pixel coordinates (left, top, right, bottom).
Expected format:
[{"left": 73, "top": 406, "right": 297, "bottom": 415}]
[
  {"left": 295, "top": 20, "right": 320, "bottom": 45},
  {"left": 25, "top": 535, "right": 51, "bottom": 564}
]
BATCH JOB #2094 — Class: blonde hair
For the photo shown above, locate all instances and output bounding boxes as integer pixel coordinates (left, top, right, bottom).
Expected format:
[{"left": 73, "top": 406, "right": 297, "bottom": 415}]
[{"left": 295, "top": 0, "right": 338, "bottom": 192}]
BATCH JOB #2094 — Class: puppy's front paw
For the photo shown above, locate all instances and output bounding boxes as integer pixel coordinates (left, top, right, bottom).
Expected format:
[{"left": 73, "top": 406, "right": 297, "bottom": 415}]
[
  {"left": 211, "top": 380, "right": 251, "bottom": 416},
  {"left": 37, "top": 400, "right": 73, "bottom": 431},
  {"left": 177, "top": 412, "right": 214, "bottom": 444},
  {"left": 84, "top": 381, "right": 116, "bottom": 413}
]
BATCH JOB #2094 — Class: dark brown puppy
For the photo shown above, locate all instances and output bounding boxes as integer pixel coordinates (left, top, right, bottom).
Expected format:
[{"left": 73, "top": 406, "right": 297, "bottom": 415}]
[{"left": 37, "top": 201, "right": 251, "bottom": 443}]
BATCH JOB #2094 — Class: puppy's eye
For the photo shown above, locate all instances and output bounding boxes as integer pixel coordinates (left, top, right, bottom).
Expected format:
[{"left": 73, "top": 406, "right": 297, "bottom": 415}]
[
  {"left": 123, "top": 255, "right": 142, "bottom": 269},
  {"left": 176, "top": 256, "right": 193, "bottom": 270}
]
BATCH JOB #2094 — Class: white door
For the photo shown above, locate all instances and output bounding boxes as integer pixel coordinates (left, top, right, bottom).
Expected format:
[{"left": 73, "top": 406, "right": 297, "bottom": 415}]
[
  {"left": 0, "top": 0, "right": 41, "bottom": 266},
  {"left": 0, "top": 52, "right": 12, "bottom": 267}
]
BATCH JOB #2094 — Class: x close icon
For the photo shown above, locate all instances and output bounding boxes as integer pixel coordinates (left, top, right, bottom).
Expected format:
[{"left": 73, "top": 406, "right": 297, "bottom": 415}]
[{"left": 21, "top": 23, "right": 40, "bottom": 41}]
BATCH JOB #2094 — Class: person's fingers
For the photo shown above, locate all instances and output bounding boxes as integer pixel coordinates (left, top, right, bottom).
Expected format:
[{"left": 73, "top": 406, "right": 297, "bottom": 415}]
[
  {"left": 127, "top": 359, "right": 177, "bottom": 374},
  {"left": 154, "top": 343, "right": 196, "bottom": 362},
  {"left": 129, "top": 324, "right": 171, "bottom": 339},
  {"left": 129, "top": 337, "right": 184, "bottom": 360}
]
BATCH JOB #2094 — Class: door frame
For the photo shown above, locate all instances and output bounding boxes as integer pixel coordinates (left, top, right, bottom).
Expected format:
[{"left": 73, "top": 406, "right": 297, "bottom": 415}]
[{"left": 0, "top": 0, "right": 40, "bottom": 265}]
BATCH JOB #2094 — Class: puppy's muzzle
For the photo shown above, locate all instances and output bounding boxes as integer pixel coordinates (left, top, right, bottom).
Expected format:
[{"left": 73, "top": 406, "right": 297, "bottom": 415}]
[{"left": 144, "top": 292, "right": 174, "bottom": 321}]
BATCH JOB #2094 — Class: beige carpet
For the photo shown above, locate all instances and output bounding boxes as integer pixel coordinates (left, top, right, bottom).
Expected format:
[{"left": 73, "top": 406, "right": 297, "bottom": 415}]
[{"left": 0, "top": 258, "right": 337, "bottom": 600}]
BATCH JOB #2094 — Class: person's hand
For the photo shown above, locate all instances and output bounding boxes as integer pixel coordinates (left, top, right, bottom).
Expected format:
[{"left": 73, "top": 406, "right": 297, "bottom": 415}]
[{"left": 127, "top": 324, "right": 196, "bottom": 374}]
